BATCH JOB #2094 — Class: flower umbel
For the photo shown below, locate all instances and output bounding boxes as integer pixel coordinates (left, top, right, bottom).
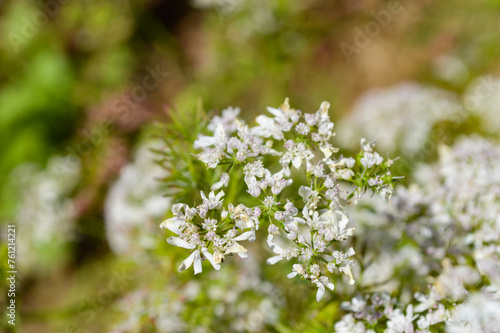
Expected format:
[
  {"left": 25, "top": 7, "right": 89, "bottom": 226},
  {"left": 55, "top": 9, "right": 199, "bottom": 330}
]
[{"left": 160, "top": 99, "right": 397, "bottom": 300}]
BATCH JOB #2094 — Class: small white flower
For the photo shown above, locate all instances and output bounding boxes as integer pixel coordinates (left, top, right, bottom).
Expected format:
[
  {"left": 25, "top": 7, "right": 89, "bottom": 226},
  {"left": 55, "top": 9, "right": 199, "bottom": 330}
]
[
  {"left": 281, "top": 142, "right": 314, "bottom": 170},
  {"left": 414, "top": 288, "right": 440, "bottom": 313},
  {"left": 265, "top": 169, "right": 293, "bottom": 195},
  {"left": 201, "top": 218, "right": 217, "bottom": 231},
  {"left": 287, "top": 264, "right": 306, "bottom": 279},
  {"left": 268, "top": 224, "right": 280, "bottom": 236},
  {"left": 360, "top": 152, "right": 384, "bottom": 168},
  {"left": 329, "top": 247, "right": 356, "bottom": 285},
  {"left": 200, "top": 190, "right": 225, "bottom": 210},
  {"left": 337, "top": 168, "right": 354, "bottom": 180},
  {"left": 360, "top": 138, "right": 375, "bottom": 152},
  {"left": 263, "top": 196, "right": 277, "bottom": 208},
  {"left": 318, "top": 209, "right": 354, "bottom": 241},
  {"left": 341, "top": 295, "right": 367, "bottom": 313},
  {"left": 207, "top": 107, "right": 241, "bottom": 134},
  {"left": 299, "top": 247, "right": 314, "bottom": 262},
  {"left": 312, "top": 275, "right": 334, "bottom": 302},
  {"left": 295, "top": 122, "right": 310, "bottom": 135},
  {"left": 194, "top": 123, "right": 227, "bottom": 149},
  {"left": 298, "top": 186, "right": 320, "bottom": 210},
  {"left": 244, "top": 160, "right": 266, "bottom": 178},
  {"left": 176, "top": 247, "right": 221, "bottom": 274},
  {"left": 335, "top": 314, "right": 366, "bottom": 333},
  {"left": 386, "top": 304, "right": 417, "bottom": 333}
]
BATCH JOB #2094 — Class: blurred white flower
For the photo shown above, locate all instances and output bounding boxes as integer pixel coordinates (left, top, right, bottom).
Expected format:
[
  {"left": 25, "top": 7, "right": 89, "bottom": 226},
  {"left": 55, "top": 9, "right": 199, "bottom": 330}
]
[
  {"left": 337, "top": 83, "right": 463, "bottom": 154},
  {"left": 207, "top": 107, "right": 241, "bottom": 134},
  {"left": 446, "top": 292, "right": 500, "bottom": 333},
  {"left": 386, "top": 304, "right": 417, "bottom": 333},
  {"left": 463, "top": 75, "right": 500, "bottom": 135},
  {"left": 105, "top": 140, "right": 170, "bottom": 257},
  {"left": 10, "top": 155, "right": 81, "bottom": 273}
]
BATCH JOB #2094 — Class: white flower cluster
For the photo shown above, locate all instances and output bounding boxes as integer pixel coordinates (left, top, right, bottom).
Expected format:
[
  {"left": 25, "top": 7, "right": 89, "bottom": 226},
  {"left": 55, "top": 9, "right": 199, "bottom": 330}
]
[
  {"left": 108, "top": 256, "right": 284, "bottom": 333},
  {"left": 204, "top": 256, "right": 284, "bottom": 332},
  {"left": 335, "top": 289, "right": 451, "bottom": 333},
  {"left": 344, "top": 135, "right": 500, "bottom": 331},
  {"left": 191, "top": 0, "right": 244, "bottom": 14},
  {"left": 161, "top": 99, "right": 396, "bottom": 301},
  {"left": 337, "top": 77, "right": 500, "bottom": 159},
  {"left": 105, "top": 140, "right": 171, "bottom": 258},
  {"left": 161, "top": 192, "right": 261, "bottom": 274},
  {"left": 109, "top": 287, "right": 187, "bottom": 333},
  {"left": 407, "top": 136, "right": 500, "bottom": 290},
  {"left": 447, "top": 289, "right": 500, "bottom": 333},
  {"left": 7, "top": 156, "right": 81, "bottom": 273},
  {"left": 191, "top": 0, "right": 277, "bottom": 37},
  {"left": 464, "top": 75, "right": 500, "bottom": 136},
  {"left": 337, "top": 83, "right": 463, "bottom": 154},
  {"left": 335, "top": 287, "right": 500, "bottom": 333}
]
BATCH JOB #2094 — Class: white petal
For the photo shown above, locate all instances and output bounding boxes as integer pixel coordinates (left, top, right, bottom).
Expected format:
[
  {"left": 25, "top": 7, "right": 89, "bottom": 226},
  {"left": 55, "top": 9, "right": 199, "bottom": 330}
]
[
  {"left": 178, "top": 250, "right": 198, "bottom": 272},
  {"left": 287, "top": 271, "right": 298, "bottom": 279},
  {"left": 316, "top": 283, "right": 326, "bottom": 302},
  {"left": 345, "top": 247, "right": 356, "bottom": 258},
  {"left": 201, "top": 248, "right": 221, "bottom": 270},
  {"left": 233, "top": 230, "right": 254, "bottom": 242},
  {"left": 273, "top": 170, "right": 284, "bottom": 180},
  {"left": 298, "top": 186, "right": 311, "bottom": 200},
  {"left": 283, "top": 166, "right": 291, "bottom": 177},
  {"left": 247, "top": 185, "right": 261, "bottom": 197},
  {"left": 211, "top": 180, "right": 223, "bottom": 191},
  {"left": 266, "top": 256, "right": 283, "bottom": 265},
  {"left": 248, "top": 229, "right": 256, "bottom": 242},
  {"left": 220, "top": 173, "right": 230, "bottom": 184},
  {"left": 266, "top": 237, "right": 283, "bottom": 255},
  {"left": 271, "top": 185, "right": 281, "bottom": 195},
  {"left": 320, "top": 145, "right": 332, "bottom": 159},
  {"left": 255, "top": 115, "right": 273, "bottom": 127},
  {"left": 193, "top": 253, "right": 202, "bottom": 275},
  {"left": 267, "top": 107, "right": 282, "bottom": 117},
  {"left": 214, "top": 123, "right": 226, "bottom": 140},
  {"left": 194, "top": 135, "right": 216, "bottom": 148},
  {"left": 244, "top": 174, "right": 257, "bottom": 186},
  {"left": 225, "top": 242, "right": 247, "bottom": 254},
  {"left": 325, "top": 282, "right": 335, "bottom": 291},
  {"left": 171, "top": 203, "right": 188, "bottom": 215},
  {"left": 294, "top": 217, "right": 306, "bottom": 224},
  {"left": 235, "top": 219, "right": 251, "bottom": 230},
  {"left": 292, "top": 156, "right": 302, "bottom": 169},
  {"left": 237, "top": 253, "right": 248, "bottom": 258},
  {"left": 336, "top": 211, "right": 349, "bottom": 229},
  {"left": 160, "top": 217, "right": 183, "bottom": 234},
  {"left": 167, "top": 237, "right": 196, "bottom": 249},
  {"left": 342, "top": 266, "right": 355, "bottom": 285},
  {"left": 215, "top": 190, "right": 225, "bottom": 200},
  {"left": 406, "top": 304, "right": 414, "bottom": 319}
]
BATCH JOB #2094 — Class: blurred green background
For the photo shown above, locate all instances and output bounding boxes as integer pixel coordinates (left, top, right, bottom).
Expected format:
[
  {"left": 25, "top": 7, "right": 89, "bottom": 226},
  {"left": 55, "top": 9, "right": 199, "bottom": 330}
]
[{"left": 0, "top": 0, "right": 499, "bottom": 332}]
